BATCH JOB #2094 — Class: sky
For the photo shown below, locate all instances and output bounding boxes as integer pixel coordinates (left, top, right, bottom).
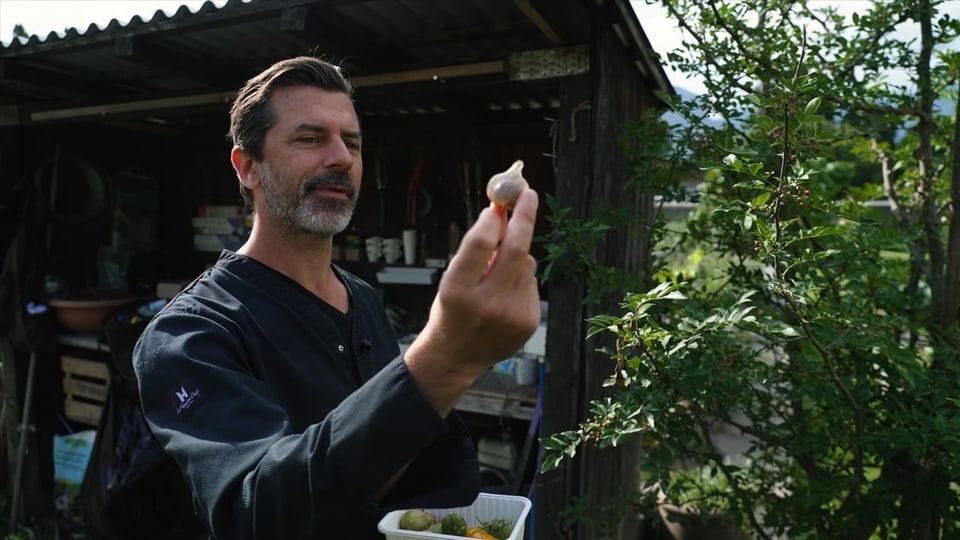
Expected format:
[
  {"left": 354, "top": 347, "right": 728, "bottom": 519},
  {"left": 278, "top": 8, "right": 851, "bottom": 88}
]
[
  {"left": 0, "top": 0, "right": 957, "bottom": 96},
  {"left": 0, "top": 1, "right": 228, "bottom": 44}
]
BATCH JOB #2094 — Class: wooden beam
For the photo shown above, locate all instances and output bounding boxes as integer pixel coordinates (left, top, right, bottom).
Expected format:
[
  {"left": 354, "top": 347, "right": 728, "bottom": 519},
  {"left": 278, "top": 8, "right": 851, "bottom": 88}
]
[
  {"left": 350, "top": 60, "right": 506, "bottom": 88},
  {"left": 30, "top": 92, "right": 237, "bottom": 122},
  {"left": 608, "top": 0, "right": 675, "bottom": 96},
  {"left": 514, "top": 0, "right": 563, "bottom": 45},
  {"left": 26, "top": 60, "right": 508, "bottom": 122}
]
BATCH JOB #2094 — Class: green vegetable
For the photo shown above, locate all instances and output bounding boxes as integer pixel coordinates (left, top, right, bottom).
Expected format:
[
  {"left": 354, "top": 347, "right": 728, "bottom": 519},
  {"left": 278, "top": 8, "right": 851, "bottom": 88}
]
[
  {"left": 441, "top": 513, "right": 467, "bottom": 535},
  {"left": 479, "top": 517, "right": 513, "bottom": 540},
  {"left": 399, "top": 509, "right": 436, "bottom": 531}
]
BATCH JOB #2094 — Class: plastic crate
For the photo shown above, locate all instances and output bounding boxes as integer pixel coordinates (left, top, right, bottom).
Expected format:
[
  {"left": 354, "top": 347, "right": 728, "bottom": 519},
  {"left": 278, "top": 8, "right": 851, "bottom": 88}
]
[{"left": 378, "top": 492, "right": 531, "bottom": 540}]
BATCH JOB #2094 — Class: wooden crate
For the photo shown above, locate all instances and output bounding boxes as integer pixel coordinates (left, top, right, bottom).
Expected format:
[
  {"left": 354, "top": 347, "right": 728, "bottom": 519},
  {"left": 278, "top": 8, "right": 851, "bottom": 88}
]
[{"left": 61, "top": 356, "right": 110, "bottom": 426}]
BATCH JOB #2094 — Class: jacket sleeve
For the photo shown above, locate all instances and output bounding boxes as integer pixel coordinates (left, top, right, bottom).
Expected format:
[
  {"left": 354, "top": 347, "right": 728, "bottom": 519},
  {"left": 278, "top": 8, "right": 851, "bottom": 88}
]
[{"left": 133, "top": 308, "right": 479, "bottom": 540}]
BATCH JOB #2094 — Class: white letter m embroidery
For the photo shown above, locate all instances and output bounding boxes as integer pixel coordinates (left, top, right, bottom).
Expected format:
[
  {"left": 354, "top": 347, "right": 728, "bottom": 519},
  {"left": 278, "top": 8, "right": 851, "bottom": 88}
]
[{"left": 174, "top": 385, "right": 201, "bottom": 415}]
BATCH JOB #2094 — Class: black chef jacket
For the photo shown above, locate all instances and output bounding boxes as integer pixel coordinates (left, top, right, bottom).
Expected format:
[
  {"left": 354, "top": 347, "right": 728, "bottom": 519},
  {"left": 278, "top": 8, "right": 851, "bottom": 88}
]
[{"left": 133, "top": 251, "right": 480, "bottom": 539}]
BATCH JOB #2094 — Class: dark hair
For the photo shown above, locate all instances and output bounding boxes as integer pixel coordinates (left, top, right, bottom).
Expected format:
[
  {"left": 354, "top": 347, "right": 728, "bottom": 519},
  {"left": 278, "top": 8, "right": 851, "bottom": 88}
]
[{"left": 228, "top": 56, "right": 354, "bottom": 207}]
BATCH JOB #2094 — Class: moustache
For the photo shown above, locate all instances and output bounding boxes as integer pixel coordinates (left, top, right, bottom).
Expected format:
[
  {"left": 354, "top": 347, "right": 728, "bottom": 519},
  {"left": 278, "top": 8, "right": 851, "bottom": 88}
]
[{"left": 303, "top": 172, "right": 357, "bottom": 200}]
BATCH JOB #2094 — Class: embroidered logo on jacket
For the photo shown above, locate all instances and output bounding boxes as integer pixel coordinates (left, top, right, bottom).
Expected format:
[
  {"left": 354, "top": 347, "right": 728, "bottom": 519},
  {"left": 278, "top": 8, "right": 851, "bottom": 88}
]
[{"left": 173, "top": 383, "right": 202, "bottom": 416}]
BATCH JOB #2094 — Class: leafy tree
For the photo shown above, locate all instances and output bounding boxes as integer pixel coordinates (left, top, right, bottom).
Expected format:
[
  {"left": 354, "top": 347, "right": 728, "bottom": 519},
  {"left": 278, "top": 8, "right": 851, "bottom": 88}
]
[
  {"left": 12, "top": 24, "right": 29, "bottom": 41},
  {"left": 540, "top": 0, "right": 960, "bottom": 538}
]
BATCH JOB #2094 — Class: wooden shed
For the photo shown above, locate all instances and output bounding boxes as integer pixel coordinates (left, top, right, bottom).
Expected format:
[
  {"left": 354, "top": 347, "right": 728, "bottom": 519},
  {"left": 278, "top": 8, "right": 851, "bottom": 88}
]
[{"left": 0, "top": 1, "right": 674, "bottom": 537}]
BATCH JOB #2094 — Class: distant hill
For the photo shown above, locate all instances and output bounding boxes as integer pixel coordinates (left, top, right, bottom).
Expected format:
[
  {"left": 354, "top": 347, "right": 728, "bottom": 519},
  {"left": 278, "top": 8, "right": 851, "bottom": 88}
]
[
  {"left": 660, "top": 85, "right": 726, "bottom": 129},
  {"left": 663, "top": 85, "right": 956, "bottom": 130}
]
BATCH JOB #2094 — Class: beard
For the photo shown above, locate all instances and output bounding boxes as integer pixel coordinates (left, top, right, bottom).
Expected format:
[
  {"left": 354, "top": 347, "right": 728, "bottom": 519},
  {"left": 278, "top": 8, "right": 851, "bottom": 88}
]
[{"left": 260, "top": 167, "right": 358, "bottom": 237}]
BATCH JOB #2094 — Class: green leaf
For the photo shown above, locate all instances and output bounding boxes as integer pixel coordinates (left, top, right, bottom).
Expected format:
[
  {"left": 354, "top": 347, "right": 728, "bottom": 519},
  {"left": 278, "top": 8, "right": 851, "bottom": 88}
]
[
  {"left": 774, "top": 324, "right": 800, "bottom": 337},
  {"left": 752, "top": 192, "right": 771, "bottom": 208},
  {"left": 539, "top": 453, "right": 563, "bottom": 473}
]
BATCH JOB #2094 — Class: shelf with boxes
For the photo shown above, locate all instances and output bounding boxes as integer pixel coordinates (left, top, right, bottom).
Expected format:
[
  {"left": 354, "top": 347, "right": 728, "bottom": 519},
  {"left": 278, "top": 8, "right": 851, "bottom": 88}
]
[
  {"left": 453, "top": 309, "right": 547, "bottom": 495},
  {"left": 376, "top": 266, "right": 440, "bottom": 286},
  {"left": 334, "top": 260, "right": 444, "bottom": 286},
  {"left": 456, "top": 364, "right": 542, "bottom": 495},
  {"left": 456, "top": 370, "right": 538, "bottom": 421},
  {"left": 192, "top": 205, "right": 252, "bottom": 253}
]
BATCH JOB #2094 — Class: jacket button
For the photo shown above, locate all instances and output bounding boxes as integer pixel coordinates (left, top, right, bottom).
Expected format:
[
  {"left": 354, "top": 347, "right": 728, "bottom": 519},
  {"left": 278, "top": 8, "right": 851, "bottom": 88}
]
[{"left": 338, "top": 344, "right": 345, "bottom": 352}]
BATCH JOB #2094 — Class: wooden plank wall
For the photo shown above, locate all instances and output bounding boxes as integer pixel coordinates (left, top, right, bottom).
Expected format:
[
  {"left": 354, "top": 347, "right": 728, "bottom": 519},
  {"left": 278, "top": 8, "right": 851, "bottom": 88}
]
[{"left": 537, "top": 70, "right": 592, "bottom": 539}]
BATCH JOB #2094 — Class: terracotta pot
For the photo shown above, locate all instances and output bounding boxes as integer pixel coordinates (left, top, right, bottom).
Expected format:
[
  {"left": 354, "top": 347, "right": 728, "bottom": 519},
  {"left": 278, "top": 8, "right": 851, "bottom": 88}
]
[{"left": 49, "top": 296, "right": 138, "bottom": 333}]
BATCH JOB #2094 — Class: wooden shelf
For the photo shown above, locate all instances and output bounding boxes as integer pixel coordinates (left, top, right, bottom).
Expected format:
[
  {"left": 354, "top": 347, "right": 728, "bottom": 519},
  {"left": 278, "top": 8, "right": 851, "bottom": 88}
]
[
  {"left": 456, "top": 370, "right": 537, "bottom": 421},
  {"left": 56, "top": 333, "right": 110, "bottom": 352}
]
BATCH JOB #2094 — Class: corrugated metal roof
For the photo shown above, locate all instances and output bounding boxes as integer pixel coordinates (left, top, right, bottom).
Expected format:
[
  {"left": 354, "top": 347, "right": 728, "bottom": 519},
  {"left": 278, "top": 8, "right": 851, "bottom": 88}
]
[{"left": 0, "top": 0, "right": 672, "bottom": 124}]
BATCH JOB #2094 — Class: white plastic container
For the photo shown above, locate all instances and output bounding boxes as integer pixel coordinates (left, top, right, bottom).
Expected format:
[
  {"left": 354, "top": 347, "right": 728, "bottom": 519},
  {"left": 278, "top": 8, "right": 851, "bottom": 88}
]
[{"left": 378, "top": 492, "right": 532, "bottom": 540}]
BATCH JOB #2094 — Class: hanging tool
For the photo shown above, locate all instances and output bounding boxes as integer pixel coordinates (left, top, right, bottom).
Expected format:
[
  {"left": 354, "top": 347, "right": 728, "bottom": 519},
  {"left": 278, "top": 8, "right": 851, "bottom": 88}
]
[
  {"left": 474, "top": 161, "right": 483, "bottom": 215},
  {"left": 375, "top": 157, "right": 386, "bottom": 229},
  {"left": 406, "top": 158, "right": 424, "bottom": 227},
  {"left": 9, "top": 350, "right": 37, "bottom": 530},
  {"left": 463, "top": 160, "right": 475, "bottom": 228}
]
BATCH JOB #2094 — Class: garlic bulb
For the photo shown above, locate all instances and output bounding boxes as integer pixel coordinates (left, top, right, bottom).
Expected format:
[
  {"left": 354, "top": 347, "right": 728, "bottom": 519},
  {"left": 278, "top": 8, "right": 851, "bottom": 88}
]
[{"left": 486, "top": 160, "right": 529, "bottom": 210}]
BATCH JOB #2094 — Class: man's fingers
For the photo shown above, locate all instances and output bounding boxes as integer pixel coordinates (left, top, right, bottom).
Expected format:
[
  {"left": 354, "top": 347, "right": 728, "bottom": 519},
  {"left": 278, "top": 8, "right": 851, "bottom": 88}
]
[
  {"left": 443, "top": 206, "right": 504, "bottom": 285},
  {"left": 444, "top": 189, "right": 538, "bottom": 291},
  {"left": 483, "top": 190, "right": 538, "bottom": 281},
  {"left": 504, "top": 190, "right": 538, "bottom": 252},
  {"left": 490, "top": 202, "right": 507, "bottom": 241}
]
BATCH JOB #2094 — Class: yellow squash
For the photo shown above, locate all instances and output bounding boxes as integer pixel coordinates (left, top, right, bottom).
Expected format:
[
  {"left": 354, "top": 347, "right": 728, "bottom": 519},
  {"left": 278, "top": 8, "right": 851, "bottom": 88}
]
[{"left": 464, "top": 526, "right": 498, "bottom": 540}]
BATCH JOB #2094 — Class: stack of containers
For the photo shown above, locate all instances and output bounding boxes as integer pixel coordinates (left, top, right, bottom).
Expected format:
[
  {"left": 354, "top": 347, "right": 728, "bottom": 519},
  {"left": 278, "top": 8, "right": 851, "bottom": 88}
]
[{"left": 192, "top": 205, "right": 253, "bottom": 253}]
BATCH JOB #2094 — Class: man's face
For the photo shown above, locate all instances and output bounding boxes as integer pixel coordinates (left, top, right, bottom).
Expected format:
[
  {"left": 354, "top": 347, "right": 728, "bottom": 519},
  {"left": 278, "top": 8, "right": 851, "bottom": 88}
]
[{"left": 256, "top": 85, "right": 362, "bottom": 237}]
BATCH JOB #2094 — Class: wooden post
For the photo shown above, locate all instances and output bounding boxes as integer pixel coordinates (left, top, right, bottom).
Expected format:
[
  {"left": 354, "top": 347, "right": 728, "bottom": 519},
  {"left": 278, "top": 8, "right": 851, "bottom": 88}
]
[
  {"left": 537, "top": 72, "right": 592, "bottom": 539},
  {"left": 536, "top": 11, "right": 658, "bottom": 540}
]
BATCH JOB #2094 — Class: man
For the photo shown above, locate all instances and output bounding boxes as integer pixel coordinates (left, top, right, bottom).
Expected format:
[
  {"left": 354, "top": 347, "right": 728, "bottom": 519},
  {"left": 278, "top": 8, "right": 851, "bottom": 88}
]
[{"left": 132, "top": 56, "right": 540, "bottom": 539}]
